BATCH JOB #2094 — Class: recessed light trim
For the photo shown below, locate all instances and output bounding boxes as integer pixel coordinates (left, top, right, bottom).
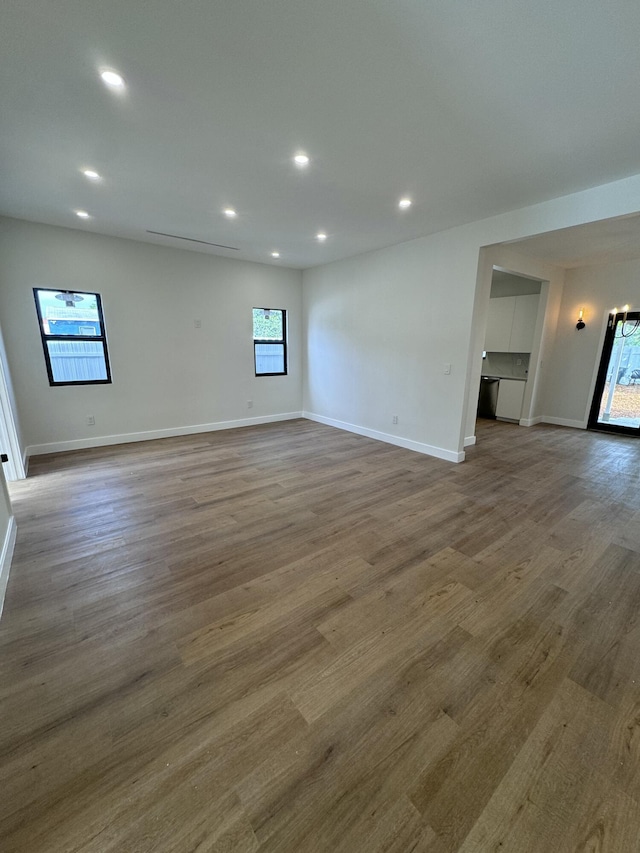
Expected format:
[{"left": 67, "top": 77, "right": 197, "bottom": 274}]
[
  {"left": 316, "top": 232, "right": 327, "bottom": 241},
  {"left": 82, "top": 169, "right": 101, "bottom": 181},
  {"left": 271, "top": 251, "right": 280, "bottom": 258},
  {"left": 100, "top": 69, "right": 126, "bottom": 90},
  {"left": 223, "top": 208, "right": 237, "bottom": 218},
  {"left": 75, "top": 210, "right": 90, "bottom": 219},
  {"left": 293, "top": 152, "right": 310, "bottom": 167},
  {"left": 398, "top": 198, "right": 412, "bottom": 210}
]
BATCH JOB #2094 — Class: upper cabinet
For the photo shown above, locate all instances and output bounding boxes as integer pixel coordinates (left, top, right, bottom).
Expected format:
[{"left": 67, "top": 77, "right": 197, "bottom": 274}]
[
  {"left": 509, "top": 294, "right": 539, "bottom": 352},
  {"left": 485, "top": 294, "right": 539, "bottom": 353},
  {"left": 485, "top": 296, "right": 515, "bottom": 351}
]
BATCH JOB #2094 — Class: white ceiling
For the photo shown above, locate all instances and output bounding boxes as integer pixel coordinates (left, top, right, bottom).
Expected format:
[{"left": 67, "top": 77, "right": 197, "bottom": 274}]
[{"left": 3, "top": 0, "right": 640, "bottom": 269}]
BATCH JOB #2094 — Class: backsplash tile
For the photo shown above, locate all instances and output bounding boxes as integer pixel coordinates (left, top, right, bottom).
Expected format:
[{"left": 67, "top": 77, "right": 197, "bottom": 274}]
[{"left": 483, "top": 352, "right": 530, "bottom": 379}]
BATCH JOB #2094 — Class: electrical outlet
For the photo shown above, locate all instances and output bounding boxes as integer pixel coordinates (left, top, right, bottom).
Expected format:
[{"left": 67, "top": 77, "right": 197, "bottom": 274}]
[
  {"left": 86, "top": 415, "right": 95, "bottom": 426},
  {"left": 392, "top": 415, "right": 398, "bottom": 424},
  {"left": 516, "top": 358, "right": 522, "bottom": 366},
  {"left": 444, "top": 363, "right": 451, "bottom": 375},
  {"left": 247, "top": 400, "right": 253, "bottom": 409},
  {"left": 194, "top": 319, "right": 201, "bottom": 328}
]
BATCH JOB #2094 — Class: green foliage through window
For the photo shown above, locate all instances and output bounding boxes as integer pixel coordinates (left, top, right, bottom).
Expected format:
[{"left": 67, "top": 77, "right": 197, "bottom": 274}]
[{"left": 252, "top": 308, "right": 284, "bottom": 340}]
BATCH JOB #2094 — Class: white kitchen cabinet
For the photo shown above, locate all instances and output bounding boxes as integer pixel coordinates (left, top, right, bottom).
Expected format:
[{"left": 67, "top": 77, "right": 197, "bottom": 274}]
[
  {"left": 485, "top": 294, "right": 539, "bottom": 353},
  {"left": 509, "top": 294, "right": 539, "bottom": 352},
  {"left": 496, "top": 379, "right": 526, "bottom": 421},
  {"left": 485, "top": 296, "right": 515, "bottom": 352}
]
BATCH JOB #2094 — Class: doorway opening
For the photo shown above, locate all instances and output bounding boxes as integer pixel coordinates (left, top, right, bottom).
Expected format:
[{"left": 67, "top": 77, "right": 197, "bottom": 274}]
[
  {"left": 475, "top": 267, "right": 545, "bottom": 427},
  {"left": 588, "top": 311, "right": 640, "bottom": 436}
]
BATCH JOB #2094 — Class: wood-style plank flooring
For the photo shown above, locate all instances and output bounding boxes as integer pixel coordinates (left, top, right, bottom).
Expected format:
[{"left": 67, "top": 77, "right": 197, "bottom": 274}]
[{"left": 2, "top": 417, "right": 640, "bottom": 852}]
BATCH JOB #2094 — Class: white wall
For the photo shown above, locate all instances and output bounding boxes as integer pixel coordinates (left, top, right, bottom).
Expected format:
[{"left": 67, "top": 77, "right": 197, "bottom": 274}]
[
  {"left": 490, "top": 274, "right": 542, "bottom": 298},
  {"left": 304, "top": 173, "right": 640, "bottom": 460},
  {"left": 303, "top": 230, "right": 480, "bottom": 461},
  {"left": 5, "top": 173, "right": 640, "bottom": 463},
  {"left": 542, "top": 257, "right": 640, "bottom": 426},
  {"left": 0, "top": 218, "right": 303, "bottom": 453}
]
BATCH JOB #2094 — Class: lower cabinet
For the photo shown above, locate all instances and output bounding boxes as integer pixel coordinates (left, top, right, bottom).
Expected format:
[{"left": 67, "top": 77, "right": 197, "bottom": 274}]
[{"left": 496, "top": 379, "right": 526, "bottom": 422}]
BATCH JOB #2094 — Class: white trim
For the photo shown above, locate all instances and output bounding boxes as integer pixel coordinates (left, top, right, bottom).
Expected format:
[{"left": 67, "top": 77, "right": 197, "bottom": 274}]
[
  {"left": 303, "top": 412, "right": 465, "bottom": 463},
  {"left": 0, "top": 516, "right": 17, "bottom": 620},
  {"left": 583, "top": 310, "right": 613, "bottom": 426},
  {"left": 519, "top": 416, "right": 543, "bottom": 427},
  {"left": 541, "top": 416, "right": 587, "bottom": 430},
  {"left": 26, "top": 412, "right": 303, "bottom": 457},
  {"left": 464, "top": 435, "right": 477, "bottom": 447},
  {"left": 0, "top": 352, "right": 25, "bottom": 480}
]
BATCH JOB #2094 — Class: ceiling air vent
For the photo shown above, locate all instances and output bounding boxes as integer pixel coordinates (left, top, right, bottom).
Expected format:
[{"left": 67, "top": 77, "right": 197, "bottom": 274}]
[{"left": 146, "top": 230, "right": 239, "bottom": 251}]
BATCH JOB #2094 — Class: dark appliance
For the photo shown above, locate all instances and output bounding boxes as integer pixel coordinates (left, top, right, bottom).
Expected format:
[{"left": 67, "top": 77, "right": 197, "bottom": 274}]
[{"left": 477, "top": 376, "right": 499, "bottom": 419}]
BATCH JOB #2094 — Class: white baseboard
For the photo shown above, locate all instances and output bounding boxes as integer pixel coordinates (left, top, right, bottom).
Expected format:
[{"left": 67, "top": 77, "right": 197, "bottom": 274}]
[
  {"left": 519, "top": 416, "right": 543, "bottom": 427},
  {"left": 464, "top": 435, "right": 477, "bottom": 447},
  {"left": 26, "top": 412, "right": 304, "bottom": 457},
  {"left": 541, "top": 416, "right": 587, "bottom": 430},
  {"left": 303, "top": 412, "right": 464, "bottom": 463},
  {"left": 0, "top": 516, "right": 17, "bottom": 620}
]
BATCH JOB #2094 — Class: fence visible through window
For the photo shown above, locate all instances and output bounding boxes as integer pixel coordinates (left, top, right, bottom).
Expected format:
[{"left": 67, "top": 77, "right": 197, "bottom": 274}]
[
  {"left": 46, "top": 340, "right": 109, "bottom": 383},
  {"left": 254, "top": 343, "right": 285, "bottom": 375}
]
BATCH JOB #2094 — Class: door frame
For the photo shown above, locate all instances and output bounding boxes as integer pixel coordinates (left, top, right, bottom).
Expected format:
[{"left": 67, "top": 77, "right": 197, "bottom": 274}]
[
  {"left": 0, "top": 349, "right": 25, "bottom": 480},
  {"left": 587, "top": 310, "right": 640, "bottom": 436}
]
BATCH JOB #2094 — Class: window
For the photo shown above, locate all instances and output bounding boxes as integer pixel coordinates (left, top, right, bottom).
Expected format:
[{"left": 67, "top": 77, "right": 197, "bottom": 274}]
[
  {"left": 33, "top": 288, "right": 112, "bottom": 386},
  {"left": 253, "top": 308, "right": 287, "bottom": 376}
]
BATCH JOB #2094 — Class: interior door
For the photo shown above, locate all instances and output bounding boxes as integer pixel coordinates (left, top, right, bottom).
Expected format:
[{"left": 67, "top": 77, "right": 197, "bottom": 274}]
[
  {"left": 0, "top": 368, "right": 24, "bottom": 481},
  {"left": 588, "top": 311, "right": 640, "bottom": 436}
]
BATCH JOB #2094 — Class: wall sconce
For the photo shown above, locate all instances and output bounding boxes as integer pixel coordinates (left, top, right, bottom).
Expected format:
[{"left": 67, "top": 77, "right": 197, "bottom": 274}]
[
  {"left": 611, "top": 305, "right": 639, "bottom": 338},
  {"left": 611, "top": 307, "right": 618, "bottom": 330},
  {"left": 576, "top": 308, "right": 586, "bottom": 330}
]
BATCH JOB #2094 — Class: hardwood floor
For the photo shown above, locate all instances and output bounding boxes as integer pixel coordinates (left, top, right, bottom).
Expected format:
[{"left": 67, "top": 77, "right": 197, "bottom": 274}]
[{"left": 1, "top": 417, "right": 640, "bottom": 852}]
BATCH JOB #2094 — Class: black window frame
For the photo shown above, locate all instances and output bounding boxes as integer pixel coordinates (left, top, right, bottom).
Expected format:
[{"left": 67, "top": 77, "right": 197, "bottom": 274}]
[
  {"left": 253, "top": 307, "right": 288, "bottom": 377},
  {"left": 587, "top": 310, "right": 640, "bottom": 437},
  {"left": 33, "top": 287, "right": 112, "bottom": 387}
]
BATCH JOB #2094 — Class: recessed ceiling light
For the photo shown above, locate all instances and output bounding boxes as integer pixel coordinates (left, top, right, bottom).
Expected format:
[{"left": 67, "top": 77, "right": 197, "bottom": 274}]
[
  {"left": 398, "top": 198, "right": 412, "bottom": 210},
  {"left": 271, "top": 251, "right": 280, "bottom": 258},
  {"left": 223, "top": 208, "right": 237, "bottom": 218},
  {"left": 316, "top": 232, "right": 327, "bottom": 241},
  {"left": 75, "top": 210, "right": 90, "bottom": 219},
  {"left": 82, "top": 169, "right": 101, "bottom": 181},
  {"left": 293, "top": 153, "right": 310, "bottom": 167},
  {"left": 100, "top": 69, "right": 126, "bottom": 90}
]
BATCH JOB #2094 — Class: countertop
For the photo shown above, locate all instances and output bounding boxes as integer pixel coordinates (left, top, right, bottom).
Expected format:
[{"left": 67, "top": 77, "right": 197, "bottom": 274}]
[{"left": 481, "top": 375, "right": 527, "bottom": 382}]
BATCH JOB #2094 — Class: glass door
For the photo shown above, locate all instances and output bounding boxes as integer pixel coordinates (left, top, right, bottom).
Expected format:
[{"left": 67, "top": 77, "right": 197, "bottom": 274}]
[{"left": 588, "top": 311, "right": 640, "bottom": 436}]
